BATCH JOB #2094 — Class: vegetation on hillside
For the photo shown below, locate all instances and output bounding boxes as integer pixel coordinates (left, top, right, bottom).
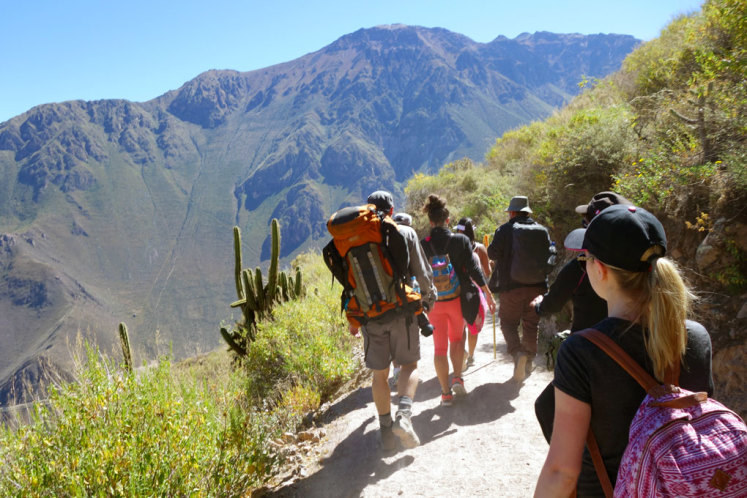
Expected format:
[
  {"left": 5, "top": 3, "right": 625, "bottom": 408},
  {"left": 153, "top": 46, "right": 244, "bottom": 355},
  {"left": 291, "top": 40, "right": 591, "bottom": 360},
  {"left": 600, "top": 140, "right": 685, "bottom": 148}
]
[
  {"left": 407, "top": 0, "right": 746, "bottom": 300},
  {"left": 0, "top": 253, "right": 356, "bottom": 495}
]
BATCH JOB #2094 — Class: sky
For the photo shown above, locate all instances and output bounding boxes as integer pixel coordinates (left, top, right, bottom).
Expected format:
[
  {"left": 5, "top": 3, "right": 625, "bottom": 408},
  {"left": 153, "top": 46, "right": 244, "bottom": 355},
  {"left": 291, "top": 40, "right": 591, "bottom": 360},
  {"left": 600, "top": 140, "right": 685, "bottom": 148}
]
[{"left": 1, "top": 0, "right": 705, "bottom": 123}]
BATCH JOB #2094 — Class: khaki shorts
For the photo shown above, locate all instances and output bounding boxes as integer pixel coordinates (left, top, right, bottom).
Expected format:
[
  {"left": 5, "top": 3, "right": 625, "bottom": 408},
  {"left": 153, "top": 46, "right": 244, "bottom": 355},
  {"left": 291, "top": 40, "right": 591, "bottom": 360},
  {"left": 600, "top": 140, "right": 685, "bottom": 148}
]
[{"left": 361, "top": 313, "right": 420, "bottom": 370}]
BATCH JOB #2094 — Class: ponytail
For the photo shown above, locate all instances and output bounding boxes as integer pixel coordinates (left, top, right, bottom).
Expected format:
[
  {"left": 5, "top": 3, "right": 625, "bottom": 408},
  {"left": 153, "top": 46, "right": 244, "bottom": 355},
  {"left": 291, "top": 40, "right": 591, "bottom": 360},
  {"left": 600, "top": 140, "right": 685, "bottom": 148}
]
[{"left": 608, "top": 250, "right": 694, "bottom": 381}]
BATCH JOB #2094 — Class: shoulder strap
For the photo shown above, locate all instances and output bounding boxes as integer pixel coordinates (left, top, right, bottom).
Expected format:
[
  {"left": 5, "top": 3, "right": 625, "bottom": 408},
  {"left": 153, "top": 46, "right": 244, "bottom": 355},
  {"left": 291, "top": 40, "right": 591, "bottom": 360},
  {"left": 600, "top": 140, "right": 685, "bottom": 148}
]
[
  {"left": 576, "top": 328, "right": 656, "bottom": 498},
  {"left": 576, "top": 328, "right": 659, "bottom": 392}
]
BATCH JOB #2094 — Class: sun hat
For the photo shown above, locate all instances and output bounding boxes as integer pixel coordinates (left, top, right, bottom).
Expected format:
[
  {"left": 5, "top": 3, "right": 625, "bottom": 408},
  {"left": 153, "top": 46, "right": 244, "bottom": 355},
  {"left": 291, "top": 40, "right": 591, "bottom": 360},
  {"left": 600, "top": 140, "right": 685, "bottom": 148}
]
[
  {"left": 505, "top": 196, "right": 532, "bottom": 213},
  {"left": 577, "top": 204, "right": 667, "bottom": 272}
]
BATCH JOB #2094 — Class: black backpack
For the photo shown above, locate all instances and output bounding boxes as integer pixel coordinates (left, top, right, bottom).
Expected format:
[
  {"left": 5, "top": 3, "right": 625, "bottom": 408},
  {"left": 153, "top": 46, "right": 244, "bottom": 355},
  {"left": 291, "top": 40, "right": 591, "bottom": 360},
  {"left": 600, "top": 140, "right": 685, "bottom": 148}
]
[{"left": 509, "top": 220, "right": 556, "bottom": 284}]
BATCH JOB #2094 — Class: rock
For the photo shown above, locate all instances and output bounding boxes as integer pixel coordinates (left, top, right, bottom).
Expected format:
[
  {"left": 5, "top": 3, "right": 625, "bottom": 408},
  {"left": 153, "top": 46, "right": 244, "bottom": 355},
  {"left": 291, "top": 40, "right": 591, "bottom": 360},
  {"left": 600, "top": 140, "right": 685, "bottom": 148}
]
[
  {"left": 737, "top": 302, "right": 747, "bottom": 320},
  {"left": 298, "top": 430, "right": 314, "bottom": 442},
  {"left": 282, "top": 432, "right": 296, "bottom": 444},
  {"left": 695, "top": 243, "right": 718, "bottom": 270}
]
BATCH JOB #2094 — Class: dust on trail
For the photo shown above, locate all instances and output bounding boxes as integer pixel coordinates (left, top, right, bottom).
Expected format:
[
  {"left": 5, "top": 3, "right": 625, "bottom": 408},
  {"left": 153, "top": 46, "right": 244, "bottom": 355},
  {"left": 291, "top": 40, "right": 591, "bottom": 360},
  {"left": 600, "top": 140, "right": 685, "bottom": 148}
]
[{"left": 264, "top": 314, "right": 554, "bottom": 497}]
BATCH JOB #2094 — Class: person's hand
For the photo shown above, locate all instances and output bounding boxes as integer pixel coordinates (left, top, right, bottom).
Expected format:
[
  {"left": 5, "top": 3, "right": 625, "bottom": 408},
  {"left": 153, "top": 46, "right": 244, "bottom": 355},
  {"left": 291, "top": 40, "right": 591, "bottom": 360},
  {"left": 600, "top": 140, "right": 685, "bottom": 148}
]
[
  {"left": 349, "top": 324, "right": 360, "bottom": 337},
  {"left": 483, "top": 287, "right": 497, "bottom": 314},
  {"left": 530, "top": 295, "right": 543, "bottom": 309}
]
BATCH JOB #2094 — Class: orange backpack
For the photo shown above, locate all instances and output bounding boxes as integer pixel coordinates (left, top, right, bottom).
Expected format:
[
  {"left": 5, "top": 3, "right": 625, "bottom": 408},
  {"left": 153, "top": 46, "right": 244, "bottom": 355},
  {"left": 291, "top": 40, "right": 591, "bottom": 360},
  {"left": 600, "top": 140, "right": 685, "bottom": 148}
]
[{"left": 323, "top": 204, "right": 423, "bottom": 328}]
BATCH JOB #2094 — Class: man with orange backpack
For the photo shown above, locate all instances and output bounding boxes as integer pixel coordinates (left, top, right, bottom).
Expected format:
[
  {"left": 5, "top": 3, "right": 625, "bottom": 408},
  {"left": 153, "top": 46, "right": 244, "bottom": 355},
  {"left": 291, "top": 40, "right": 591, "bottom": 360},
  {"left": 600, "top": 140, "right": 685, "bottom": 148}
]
[{"left": 323, "top": 191, "right": 435, "bottom": 451}]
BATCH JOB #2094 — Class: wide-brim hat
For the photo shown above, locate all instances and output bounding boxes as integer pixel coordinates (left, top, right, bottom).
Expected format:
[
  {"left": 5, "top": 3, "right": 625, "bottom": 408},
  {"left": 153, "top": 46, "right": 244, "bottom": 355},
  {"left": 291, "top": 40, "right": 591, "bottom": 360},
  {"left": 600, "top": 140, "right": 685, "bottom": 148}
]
[
  {"left": 392, "top": 212, "right": 412, "bottom": 226},
  {"left": 505, "top": 196, "right": 532, "bottom": 213},
  {"left": 581, "top": 205, "right": 667, "bottom": 272}
]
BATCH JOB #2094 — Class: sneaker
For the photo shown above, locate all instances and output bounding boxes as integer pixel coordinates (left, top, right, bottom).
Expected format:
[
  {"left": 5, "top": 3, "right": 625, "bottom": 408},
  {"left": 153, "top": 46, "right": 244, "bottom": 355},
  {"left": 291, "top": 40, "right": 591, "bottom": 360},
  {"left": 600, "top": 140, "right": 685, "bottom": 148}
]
[
  {"left": 513, "top": 352, "right": 528, "bottom": 383},
  {"left": 466, "top": 355, "right": 475, "bottom": 368},
  {"left": 441, "top": 391, "right": 454, "bottom": 406},
  {"left": 380, "top": 425, "right": 396, "bottom": 451},
  {"left": 451, "top": 376, "right": 467, "bottom": 397},
  {"left": 392, "top": 412, "right": 420, "bottom": 448}
]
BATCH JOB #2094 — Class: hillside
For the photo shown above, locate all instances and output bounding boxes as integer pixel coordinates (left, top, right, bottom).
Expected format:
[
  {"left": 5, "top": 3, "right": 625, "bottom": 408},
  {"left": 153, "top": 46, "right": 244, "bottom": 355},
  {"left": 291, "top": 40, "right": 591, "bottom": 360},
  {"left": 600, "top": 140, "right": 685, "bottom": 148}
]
[
  {"left": 0, "top": 26, "right": 638, "bottom": 405},
  {"left": 402, "top": 0, "right": 746, "bottom": 413}
]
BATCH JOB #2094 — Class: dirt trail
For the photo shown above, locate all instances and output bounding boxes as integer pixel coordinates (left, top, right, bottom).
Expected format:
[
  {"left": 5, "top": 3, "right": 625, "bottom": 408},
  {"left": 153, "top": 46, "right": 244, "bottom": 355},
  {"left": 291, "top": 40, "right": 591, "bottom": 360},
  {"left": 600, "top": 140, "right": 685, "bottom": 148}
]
[{"left": 264, "top": 314, "right": 554, "bottom": 497}]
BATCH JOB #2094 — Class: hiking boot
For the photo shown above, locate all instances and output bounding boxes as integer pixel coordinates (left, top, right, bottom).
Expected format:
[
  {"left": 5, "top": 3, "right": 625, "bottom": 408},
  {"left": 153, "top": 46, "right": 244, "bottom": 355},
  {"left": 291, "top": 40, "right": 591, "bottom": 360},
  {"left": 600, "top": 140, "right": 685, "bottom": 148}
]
[
  {"left": 513, "top": 352, "right": 528, "bottom": 383},
  {"left": 380, "top": 424, "right": 396, "bottom": 451},
  {"left": 441, "top": 391, "right": 454, "bottom": 406},
  {"left": 392, "top": 412, "right": 420, "bottom": 448},
  {"left": 525, "top": 357, "right": 536, "bottom": 376},
  {"left": 451, "top": 376, "right": 467, "bottom": 397}
]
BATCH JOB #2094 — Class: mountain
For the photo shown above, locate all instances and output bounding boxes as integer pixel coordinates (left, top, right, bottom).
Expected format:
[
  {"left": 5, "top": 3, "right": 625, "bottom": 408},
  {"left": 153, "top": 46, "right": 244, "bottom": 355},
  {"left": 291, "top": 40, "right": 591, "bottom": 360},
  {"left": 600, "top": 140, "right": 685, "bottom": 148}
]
[{"left": 0, "top": 26, "right": 639, "bottom": 404}]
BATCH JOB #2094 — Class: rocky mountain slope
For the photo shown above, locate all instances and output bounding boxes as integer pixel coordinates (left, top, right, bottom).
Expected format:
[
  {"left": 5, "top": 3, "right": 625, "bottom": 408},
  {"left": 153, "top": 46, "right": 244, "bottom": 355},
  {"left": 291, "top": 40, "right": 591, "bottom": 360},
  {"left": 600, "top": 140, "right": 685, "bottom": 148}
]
[{"left": 0, "top": 26, "right": 638, "bottom": 405}]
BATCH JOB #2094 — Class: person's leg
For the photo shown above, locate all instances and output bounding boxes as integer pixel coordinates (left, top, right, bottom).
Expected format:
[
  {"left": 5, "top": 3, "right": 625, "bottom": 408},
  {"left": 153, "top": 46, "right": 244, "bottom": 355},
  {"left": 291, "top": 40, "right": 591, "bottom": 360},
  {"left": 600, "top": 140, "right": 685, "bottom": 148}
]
[
  {"left": 390, "top": 316, "right": 421, "bottom": 448},
  {"left": 519, "top": 287, "right": 542, "bottom": 357},
  {"left": 467, "top": 330, "right": 478, "bottom": 361},
  {"left": 362, "top": 321, "right": 396, "bottom": 450},
  {"left": 498, "top": 289, "right": 522, "bottom": 357},
  {"left": 429, "top": 302, "right": 453, "bottom": 404},
  {"left": 443, "top": 299, "right": 467, "bottom": 396}
]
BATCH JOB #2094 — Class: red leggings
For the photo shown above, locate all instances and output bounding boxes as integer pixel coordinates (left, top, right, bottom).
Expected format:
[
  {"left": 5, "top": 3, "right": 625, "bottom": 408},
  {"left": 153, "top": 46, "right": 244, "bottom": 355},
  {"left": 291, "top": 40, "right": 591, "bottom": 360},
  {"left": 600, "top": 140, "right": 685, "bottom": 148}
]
[{"left": 429, "top": 298, "right": 464, "bottom": 356}]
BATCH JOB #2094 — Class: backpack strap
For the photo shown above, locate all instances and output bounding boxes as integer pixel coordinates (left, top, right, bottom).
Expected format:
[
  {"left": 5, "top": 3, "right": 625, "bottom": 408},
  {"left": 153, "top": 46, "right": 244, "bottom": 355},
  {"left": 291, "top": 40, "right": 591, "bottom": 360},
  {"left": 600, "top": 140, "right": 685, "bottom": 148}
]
[
  {"left": 575, "top": 328, "right": 662, "bottom": 498},
  {"left": 576, "top": 328, "right": 659, "bottom": 391}
]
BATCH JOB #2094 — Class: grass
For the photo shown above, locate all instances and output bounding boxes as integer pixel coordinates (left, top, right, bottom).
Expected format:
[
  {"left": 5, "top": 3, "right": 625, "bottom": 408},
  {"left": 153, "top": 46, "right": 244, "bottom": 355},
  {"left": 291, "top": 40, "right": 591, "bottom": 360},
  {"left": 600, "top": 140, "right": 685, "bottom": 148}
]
[{"left": 0, "top": 253, "right": 358, "bottom": 496}]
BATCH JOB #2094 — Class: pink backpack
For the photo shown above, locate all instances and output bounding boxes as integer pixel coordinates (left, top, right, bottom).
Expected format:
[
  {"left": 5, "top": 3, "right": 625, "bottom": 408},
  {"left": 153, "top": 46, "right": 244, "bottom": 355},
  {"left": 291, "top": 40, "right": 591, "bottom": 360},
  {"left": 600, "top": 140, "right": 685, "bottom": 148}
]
[{"left": 578, "top": 329, "right": 747, "bottom": 498}]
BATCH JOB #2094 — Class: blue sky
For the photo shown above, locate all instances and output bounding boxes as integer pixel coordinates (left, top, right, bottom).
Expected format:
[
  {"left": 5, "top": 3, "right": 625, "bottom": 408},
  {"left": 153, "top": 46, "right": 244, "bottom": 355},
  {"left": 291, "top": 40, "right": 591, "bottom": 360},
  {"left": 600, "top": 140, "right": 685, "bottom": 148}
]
[{"left": 1, "top": 0, "right": 704, "bottom": 123}]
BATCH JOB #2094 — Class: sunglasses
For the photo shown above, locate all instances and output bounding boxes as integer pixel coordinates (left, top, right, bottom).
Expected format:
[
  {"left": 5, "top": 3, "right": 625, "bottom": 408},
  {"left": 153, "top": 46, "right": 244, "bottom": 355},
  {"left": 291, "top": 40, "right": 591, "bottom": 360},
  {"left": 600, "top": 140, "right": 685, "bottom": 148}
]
[{"left": 577, "top": 253, "right": 595, "bottom": 270}]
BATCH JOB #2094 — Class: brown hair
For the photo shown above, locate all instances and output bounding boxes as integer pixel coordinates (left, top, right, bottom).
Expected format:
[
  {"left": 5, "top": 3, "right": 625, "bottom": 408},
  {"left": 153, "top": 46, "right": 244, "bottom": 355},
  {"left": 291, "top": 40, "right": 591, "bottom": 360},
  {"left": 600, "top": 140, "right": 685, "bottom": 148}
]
[{"left": 422, "top": 194, "right": 449, "bottom": 226}]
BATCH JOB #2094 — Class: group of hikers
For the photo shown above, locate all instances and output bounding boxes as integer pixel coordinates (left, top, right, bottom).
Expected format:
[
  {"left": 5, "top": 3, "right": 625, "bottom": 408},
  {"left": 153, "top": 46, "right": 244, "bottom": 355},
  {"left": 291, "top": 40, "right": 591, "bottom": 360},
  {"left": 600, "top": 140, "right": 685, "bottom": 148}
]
[{"left": 322, "top": 189, "right": 746, "bottom": 497}]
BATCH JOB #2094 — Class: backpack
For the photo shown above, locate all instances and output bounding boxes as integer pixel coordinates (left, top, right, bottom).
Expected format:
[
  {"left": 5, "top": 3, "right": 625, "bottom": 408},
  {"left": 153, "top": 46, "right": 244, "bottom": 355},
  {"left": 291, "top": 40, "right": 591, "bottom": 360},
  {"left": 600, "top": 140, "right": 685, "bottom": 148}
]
[
  {"left": 578, "top": 329, "right": 747, "bottom": 498},
  {"left": 509, "top": 220, "right": 556, "bottom": 284},
  {"left": 322, "top": 204, "right": 423, "bottom": 328},
  {"left": 424, "top": 236, "right": 461, "bottom": 301}
]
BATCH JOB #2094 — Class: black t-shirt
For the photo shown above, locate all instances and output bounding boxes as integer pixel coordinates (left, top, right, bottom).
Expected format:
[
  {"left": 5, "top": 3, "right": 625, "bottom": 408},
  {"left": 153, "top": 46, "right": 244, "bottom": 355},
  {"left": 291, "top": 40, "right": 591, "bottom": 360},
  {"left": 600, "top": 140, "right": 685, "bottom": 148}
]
[
  {"left": 552, "top": 317, "right": 713, "bottom": 497},
  {"left": 536, "top": 258, "right": 608, "bottom": 332}
]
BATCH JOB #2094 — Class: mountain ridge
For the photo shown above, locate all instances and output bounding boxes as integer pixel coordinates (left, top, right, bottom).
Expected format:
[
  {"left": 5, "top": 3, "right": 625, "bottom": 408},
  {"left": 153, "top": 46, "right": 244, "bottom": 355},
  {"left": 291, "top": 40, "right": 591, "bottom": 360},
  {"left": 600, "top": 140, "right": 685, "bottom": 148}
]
[{"left": 0, "top": 26, "right": 639, "bottom": 405}]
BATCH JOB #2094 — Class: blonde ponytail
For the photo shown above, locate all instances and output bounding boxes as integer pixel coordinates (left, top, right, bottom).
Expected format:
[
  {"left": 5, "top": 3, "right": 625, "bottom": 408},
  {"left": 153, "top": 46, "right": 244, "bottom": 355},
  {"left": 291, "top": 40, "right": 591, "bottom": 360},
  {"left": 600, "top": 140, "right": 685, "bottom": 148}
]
[{"left": 608, "top": 252, "right": 695, "bottom": 381}]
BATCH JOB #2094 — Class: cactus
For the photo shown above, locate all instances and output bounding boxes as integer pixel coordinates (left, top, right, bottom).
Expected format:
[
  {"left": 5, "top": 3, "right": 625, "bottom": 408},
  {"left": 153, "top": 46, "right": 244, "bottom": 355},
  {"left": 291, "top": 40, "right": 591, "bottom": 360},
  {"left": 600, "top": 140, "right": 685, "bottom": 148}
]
[
  {"left": 221, "top": 220, "right": 305, "bottom": 357},
  {"left": 118, "top": 322, "right": 133, "bottom": 372}
]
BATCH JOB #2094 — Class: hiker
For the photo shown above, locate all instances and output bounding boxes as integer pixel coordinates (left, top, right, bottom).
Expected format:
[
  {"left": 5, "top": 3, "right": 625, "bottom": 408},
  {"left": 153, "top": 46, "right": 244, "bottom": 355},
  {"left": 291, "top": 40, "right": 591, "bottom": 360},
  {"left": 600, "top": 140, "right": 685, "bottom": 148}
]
[
  {"left": 534, "top": 205, "right": 714, "bottom": 497},
  {"left": 389, "top": 210, "right": 427, "bottom": 386},
  {"left": 421, "top": 194, "right": 496, "bottom": 406},
  {"left": 455, "top": 217, "right": 490, "bottom": 369},
  {"left": 532, "top": 192, "right": 631, "bottom": 442},
  {"left": 359, "top": 191, "right": 437, "bottom": 450},
  {"left": 487, "top": 195, "right": 555, "bottom": 383}
]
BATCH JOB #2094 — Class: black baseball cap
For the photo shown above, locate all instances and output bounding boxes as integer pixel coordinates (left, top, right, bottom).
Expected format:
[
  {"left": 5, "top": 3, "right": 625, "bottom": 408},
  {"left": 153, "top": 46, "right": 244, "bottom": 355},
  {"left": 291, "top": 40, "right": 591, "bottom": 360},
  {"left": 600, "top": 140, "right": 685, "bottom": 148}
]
[
  {"left": 579, "top": 204, "right": 667, "bottom": 272},
  {"left": 575, "top": 191, "right": 632, "bottom": 222},
  {"left": 367, "top": 190, "right": 394, "bottom": 211}
]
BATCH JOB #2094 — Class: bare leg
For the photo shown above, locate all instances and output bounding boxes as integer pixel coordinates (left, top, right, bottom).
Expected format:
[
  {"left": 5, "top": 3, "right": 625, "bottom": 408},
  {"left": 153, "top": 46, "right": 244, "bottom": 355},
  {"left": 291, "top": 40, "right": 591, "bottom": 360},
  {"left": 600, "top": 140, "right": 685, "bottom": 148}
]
[
  {"left": 396, "top": 361, "right": 418, "bottom": 399},
  {"left": 371, "top": 367, "right": 392, "bottom": 415}
]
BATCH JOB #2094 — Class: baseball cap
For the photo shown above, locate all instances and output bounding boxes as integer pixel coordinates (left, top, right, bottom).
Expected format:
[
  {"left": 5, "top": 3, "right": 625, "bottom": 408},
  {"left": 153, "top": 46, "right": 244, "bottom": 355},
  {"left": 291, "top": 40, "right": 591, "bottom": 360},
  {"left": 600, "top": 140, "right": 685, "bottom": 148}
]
[
  {"left": 392, "top": 212, "right": 412, "bottom": 226},
  {"left": 575, "top": 191, "right": 632, "bottom": 221},
  {"left": 367, "top": 190, "right": 394, "bottom": 211},
  {"left": 579, "top": 204, "right": 667, "bottom": 272}
]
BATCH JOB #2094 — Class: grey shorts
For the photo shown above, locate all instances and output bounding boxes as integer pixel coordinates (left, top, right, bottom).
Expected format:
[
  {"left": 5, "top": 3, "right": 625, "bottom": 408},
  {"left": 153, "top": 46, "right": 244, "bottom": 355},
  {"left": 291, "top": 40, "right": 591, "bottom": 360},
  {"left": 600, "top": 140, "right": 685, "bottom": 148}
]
[{"left": 361, "top": 313, "right": 420, "bottom": 370}]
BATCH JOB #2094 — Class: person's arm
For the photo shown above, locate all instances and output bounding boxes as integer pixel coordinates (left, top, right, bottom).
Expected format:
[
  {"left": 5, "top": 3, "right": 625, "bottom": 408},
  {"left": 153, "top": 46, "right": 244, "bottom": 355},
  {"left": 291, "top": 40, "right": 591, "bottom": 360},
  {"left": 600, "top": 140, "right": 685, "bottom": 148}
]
[
  {"left": 534, "top": 389, "right": 590, "bottom": 497},
  {"left": 475, "top": 243, "right": 491, "bottom": 278},
  {"left": 532, "top": 259, "right": 583, "bottom": 316},
  {"left": 410, "top": 235, "right": 437, "bottom": 309}
]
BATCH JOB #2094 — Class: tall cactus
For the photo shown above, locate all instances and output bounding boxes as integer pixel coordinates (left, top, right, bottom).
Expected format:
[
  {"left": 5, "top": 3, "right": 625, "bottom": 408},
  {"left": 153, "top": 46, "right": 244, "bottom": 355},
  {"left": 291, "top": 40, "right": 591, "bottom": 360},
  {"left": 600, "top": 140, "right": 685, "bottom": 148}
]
[
  {"left": 221, "top": 219, "right": 305, "bottom": 357},
  {"left": 118, "top": 322, "right": 133, "bottom": 372}
]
